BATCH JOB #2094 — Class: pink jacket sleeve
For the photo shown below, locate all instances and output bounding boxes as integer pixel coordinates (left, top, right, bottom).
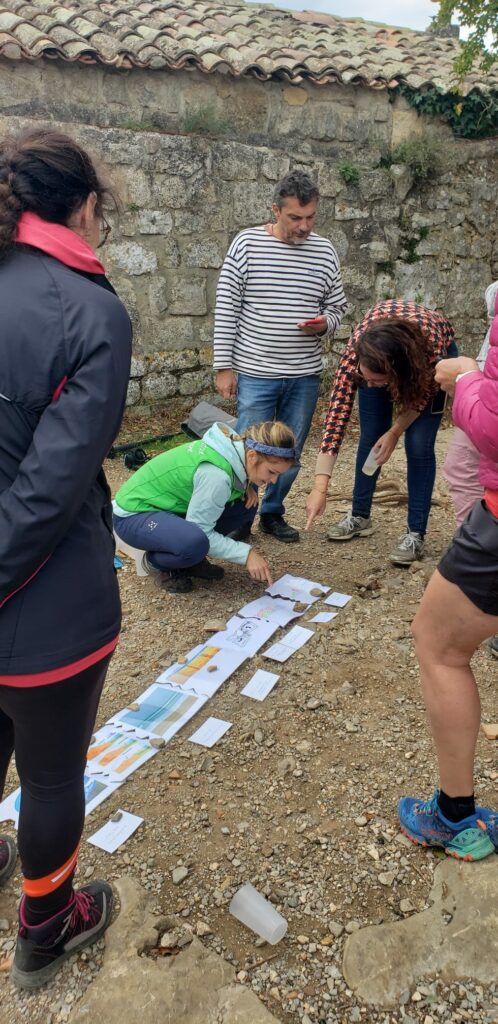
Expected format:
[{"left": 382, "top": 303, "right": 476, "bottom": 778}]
[{"left": 453, "top": 310, "right": 498, "bottom": 463}]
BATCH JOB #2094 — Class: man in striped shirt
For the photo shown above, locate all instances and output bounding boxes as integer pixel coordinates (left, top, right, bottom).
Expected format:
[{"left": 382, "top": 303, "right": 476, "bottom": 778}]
[{"left": 214, "top": 170, "right": 346, "bottom": 543}]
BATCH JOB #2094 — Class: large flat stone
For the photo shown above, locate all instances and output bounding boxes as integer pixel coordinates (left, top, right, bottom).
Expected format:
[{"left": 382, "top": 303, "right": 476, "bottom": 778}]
[
  {"left": 343, "top": 857, "right": 498, "bottom": 1006},
  {"left": 69, "top": 878, "right": 278, "bottom": 1024}
]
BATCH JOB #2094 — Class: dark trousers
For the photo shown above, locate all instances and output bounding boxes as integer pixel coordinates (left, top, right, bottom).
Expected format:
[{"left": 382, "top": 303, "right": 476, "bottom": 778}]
[
  {"left": 352, "top": 385, "right": 445, "bottom": 536},
  {"left": 0, "top": 656, "right": 110, "bottom": 917}
]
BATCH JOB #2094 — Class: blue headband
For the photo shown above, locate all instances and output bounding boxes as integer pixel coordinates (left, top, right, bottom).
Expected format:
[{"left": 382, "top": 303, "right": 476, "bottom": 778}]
[{"left": 245, "top": 438, "right": 296, "bottom": 459}]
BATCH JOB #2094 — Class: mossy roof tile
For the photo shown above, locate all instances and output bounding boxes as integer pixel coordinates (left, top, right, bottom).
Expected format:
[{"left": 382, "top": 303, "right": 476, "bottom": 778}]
[{"left": 0, "top": 0, "right": 494, "bottom": 94}]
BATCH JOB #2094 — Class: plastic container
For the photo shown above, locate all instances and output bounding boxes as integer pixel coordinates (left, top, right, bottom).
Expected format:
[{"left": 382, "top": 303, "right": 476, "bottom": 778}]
[
  {"left": 362, "top": 445, "right": 380, "bottom": 476},
  {"left": 229, "top": 883, "right": 288, "bottom": 944}
]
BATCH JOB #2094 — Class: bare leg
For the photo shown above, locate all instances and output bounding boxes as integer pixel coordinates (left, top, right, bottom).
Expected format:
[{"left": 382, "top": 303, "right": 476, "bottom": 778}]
[{"left": 412, "top": 569, "right": 498, "bottom": 796}]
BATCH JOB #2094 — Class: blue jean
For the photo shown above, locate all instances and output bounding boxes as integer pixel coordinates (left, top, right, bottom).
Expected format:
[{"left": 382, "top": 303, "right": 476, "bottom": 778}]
[
  {"left": 113, "top": 511, "right": 209, "bottom": 570},
  {"left": 236, "top": 373, "right": 321, "bottom": 516},
  {"left": 351, "top": 386, "right": 446, "bottom": 536},
  {"left": 112, "top": 505, "right": 253, "bottom": 568}
]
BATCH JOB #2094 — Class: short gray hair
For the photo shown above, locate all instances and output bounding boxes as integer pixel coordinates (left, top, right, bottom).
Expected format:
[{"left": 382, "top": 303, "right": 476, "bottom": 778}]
[{"left": 273, "top": 170, "right": 319, "bottom": 208}]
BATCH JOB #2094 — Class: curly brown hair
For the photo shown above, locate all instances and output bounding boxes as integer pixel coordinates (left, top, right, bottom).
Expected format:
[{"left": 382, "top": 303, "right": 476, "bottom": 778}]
[{"left": 355, "top": 319, "right": 433, "bottom": 408}]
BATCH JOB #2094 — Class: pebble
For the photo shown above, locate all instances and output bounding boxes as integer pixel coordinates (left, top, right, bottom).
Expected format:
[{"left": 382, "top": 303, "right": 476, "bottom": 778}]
[
  {"left": 195, "top": 920, "right": 212, "bottom": 937},
  {"left": 306, "top": 698, "right": 321, "bottom": 710},
  {"left": 400, "top": 898, "right": 415, "bottom": 914},
  {"left": 172, "top": 866, "right": 189, "bottom": 885},
  {"left": 0, "top": 919, "right": 9, "bottom": 932},
  {"left": 327, "top": 920, "right": 344, "bottom": 938},
  {"left": 354, "top": 815, "right": 368, "bottom": 827},
  {"left": 127, "top": 702, "right": 140, "bottom": 712},
  {"left": 203, "top": 619, "right": 226, "bottom": 632}
]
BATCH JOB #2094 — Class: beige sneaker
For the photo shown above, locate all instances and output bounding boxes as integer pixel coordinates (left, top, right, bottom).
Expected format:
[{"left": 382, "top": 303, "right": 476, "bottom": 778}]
[
  {"left": 327, "top": 511, "right": 374, "bottom": 541},
  {"left": 390, "top": 530, "right": 424, "bottom": 565}
]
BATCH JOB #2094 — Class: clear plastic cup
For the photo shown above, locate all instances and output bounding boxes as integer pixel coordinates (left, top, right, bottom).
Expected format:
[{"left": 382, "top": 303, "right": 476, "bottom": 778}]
[
  {"left": 362, "top": 445, "right": 380, "bottom": 476},
  {"left": 229, "top": 883, "right": 288, "bottom": 944}
]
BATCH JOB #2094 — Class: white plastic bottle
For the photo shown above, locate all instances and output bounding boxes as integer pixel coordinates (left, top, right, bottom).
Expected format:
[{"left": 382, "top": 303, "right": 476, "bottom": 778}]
[{"left": 362, "top": 446, "right": 380, "bottom": 476}]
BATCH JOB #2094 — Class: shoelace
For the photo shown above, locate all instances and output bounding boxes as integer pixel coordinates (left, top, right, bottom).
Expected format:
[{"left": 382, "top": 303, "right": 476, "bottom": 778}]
[
  {"left": 397, "top": 532, "right": 420, "bottom": 553},
  {"left": 342, "top": 512, "right": 360, "bottom": 531},
  {"left": 69, "top": 890, "right": 100, "bottom": 931}
]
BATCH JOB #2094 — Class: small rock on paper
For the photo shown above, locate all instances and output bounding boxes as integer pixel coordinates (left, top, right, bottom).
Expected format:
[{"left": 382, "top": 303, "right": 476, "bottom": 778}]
[
  {"left": 188, "top": 717, "right": 232, "bottom": 748},
  {"left": 88, "top": 810, "right": 143, "bottom": 853}
]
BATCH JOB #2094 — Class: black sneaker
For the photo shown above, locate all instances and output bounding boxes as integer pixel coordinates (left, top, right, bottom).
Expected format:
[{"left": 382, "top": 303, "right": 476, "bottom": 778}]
[
  {"left": 11, "top": 882, "right": 113, "bottom": 991},
  {"left": 0, "top": 834, "right": 17, "bottom": 887},
  {"left": 160, "top": 569, "right": 193, "bottom": 594},
  {"left": 188, "top": 559, "right": 224, "bottom": 581},
  {"left": 259, "top": 514, "right": 300, "bottom": 544},
  {"left": 226, "top": 524, "right": 252, "bottom": 542}
]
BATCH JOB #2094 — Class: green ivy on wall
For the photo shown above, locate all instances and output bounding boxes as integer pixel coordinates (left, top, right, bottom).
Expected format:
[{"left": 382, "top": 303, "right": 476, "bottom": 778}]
[{"left": 389, "top": 83, "right": 498, "bottom": 139}]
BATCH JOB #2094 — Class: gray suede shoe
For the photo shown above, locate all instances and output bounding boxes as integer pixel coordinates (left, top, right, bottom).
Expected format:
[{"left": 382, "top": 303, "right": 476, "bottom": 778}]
[{"left": 327, "top": 511, "right": 373, "bottom": 541}]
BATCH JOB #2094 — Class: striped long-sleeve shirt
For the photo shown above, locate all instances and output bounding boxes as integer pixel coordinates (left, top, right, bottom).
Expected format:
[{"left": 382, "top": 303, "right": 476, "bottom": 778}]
[
  {"left": 316, "top": 300, "right": 456, "bottom": 475},
  {"left": 213, "top": 226, "right": 346, "bottom": 378}
]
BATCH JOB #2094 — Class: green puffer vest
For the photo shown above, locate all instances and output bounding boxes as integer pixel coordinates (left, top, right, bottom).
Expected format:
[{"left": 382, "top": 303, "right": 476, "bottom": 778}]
[{"left": 114, "top": 439, "right": 245, "bottom": 515}]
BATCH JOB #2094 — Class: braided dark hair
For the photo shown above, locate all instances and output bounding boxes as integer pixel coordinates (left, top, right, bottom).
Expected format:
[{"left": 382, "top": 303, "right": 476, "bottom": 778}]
[{"left": 0, "top": 127, "right": 112, "bottom": 260}]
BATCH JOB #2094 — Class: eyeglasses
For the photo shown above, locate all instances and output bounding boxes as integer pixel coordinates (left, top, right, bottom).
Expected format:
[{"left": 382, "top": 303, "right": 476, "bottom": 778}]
[
  {"left": 356, "top": 367, "right": 389, "bottom": 388},
  {"left": 97, "top": 214, "right": 111, "bottom": 248}
]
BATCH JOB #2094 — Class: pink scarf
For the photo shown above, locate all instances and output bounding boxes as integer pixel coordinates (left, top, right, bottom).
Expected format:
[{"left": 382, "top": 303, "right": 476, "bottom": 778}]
[{"left": 16, "top": 211, "right": 105, "bottom": 274}]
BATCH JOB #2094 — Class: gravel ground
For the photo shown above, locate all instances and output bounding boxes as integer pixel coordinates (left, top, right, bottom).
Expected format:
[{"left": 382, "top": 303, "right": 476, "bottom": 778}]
[{"left": 1, "top": 412, "right": 497, "bottom": 1024}]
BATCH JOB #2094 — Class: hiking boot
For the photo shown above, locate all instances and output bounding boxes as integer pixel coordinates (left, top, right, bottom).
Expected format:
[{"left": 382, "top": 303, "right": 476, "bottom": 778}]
[
  {"left": 327, "top": 512, "right": 373, "bottom": 542},
  {"left": 0, "top": 834, "right": 17, "bottom": 887},
  {"left": 259, "top": 514, "right": 299, "bottom": 543},
  {"left": 390, "top": 530, "right": 424, "bottom": 565},
  {"left": 188, "top": 559, "right": 224, "bottom": 581},
  {"left": 11, "top": 881, "right": 113, "bottom": 991},
  {"left": 160, "top": 570, "right": 193, "bottom": 594},
  {"left": 488, "top": 635, "right": 498, "bottom": 658},
  {"left": 398, "top": 791, "right": 495, "bottom": 862}
]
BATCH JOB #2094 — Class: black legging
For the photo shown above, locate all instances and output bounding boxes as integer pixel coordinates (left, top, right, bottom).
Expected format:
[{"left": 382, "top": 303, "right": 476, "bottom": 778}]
[{"left": 0, "top": 656, "right": 110, "bottom": 921}]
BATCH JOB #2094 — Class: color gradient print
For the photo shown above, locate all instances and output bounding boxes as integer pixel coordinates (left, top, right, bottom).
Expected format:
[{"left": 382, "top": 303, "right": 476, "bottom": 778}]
[
  {"left": 87, "top": 728, "right": 157, "bottom": 779},
  {"left": 167, "top": 645, "right": 221, "bottom": 685},
  {"left": 107, "top": 684, "right": 207, "bottom": 743}
]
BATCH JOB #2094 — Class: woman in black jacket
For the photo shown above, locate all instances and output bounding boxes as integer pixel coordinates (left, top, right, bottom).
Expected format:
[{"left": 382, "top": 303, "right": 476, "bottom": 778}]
[{"left": 0, "top": 129, "right": 132, "bottom": 988}]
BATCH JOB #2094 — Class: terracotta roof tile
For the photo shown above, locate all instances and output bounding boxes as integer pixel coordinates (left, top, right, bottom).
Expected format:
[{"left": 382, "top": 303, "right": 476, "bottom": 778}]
[{"left": 0, "top": 0, "right": 495, "bottom": 93}]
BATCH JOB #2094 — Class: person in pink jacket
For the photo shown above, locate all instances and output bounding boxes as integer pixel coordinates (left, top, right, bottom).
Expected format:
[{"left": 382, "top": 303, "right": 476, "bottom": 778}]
[{"left": 398, "top": 292, "right": 498, "bottom": 861}]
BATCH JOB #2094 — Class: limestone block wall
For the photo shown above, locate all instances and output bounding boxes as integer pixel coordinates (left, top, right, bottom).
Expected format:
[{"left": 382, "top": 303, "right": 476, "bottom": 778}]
[{"left": 0, "top": 59, "right": 496, "bottom": 409}]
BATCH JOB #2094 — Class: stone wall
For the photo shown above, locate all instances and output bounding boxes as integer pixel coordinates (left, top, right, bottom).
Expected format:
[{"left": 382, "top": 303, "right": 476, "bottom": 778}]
[{"left": 0, "top": 58, "right": 496, "bottom": 410}]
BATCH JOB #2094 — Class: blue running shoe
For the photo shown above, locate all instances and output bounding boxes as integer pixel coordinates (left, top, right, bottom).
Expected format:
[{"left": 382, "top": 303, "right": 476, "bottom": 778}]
[
  {"left": 475, "top": 806, "right": 498, "bottom": 851},
  {"left": 398, "top": 791, "right": 495, "bottom": 862}
]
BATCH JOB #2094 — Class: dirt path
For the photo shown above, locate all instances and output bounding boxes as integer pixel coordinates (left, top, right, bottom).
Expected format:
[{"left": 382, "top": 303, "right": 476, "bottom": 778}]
[{"left": 1, "top": 415, "right": 497, "bottom": 1024}]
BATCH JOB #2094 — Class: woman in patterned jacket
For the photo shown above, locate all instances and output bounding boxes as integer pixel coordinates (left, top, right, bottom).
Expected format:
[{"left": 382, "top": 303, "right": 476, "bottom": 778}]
[{"left": 305, "top": 300, "right": 457, "bottom": 565}]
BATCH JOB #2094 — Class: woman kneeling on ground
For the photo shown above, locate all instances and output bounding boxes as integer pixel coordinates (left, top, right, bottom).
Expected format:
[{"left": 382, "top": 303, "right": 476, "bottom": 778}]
[
  {"left": 113, "top": 420, "right": 297, "bottom": 592},
  {"left": 398, "top": 292, "right": 498, "bottom": 861},
  {"left": 305, "top": 300, "right": 457, "bottom": 565}
]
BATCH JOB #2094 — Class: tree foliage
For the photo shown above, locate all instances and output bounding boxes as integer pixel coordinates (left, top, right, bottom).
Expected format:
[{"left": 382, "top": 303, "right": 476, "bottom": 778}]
[{"left": 434, "top": 1, "right": 498, "bottom": 75}]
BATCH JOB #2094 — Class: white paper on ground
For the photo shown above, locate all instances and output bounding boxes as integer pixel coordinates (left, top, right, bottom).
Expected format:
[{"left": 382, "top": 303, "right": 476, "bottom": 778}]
[
  {"left": 266, "top": 573, "right": 329, "bottom": 606},
  {"left": 88, "top": 810, "right": 143, "bottom": 853},
  {"left": 158, "top": 642, "right": 247, "bottom": 697},
  {"left": 324, "top": 591, "right": 352, "bottom": 608},
  {"left": 86, "top": 725, "right": 158, "bottom": 781},
  {"left": 263, "top": 624, "right": 315, "bottom": 663},
  {"left": 188, "top": 717, "right": 232, "bottom": 748},
  {"left": 106, "top": 683, "right": 207, "bottom": 742},
  {"left": 208, "top": 615, "right": 280, "bottom": 658},
  {"left": 0, "top": 786, "right": 21, "bottom": 826},
  {"left": 310, "top": 611, "right": 338, "bottom": 623},
  {"left": 237, "top": 595, "right": 304, "bottom": 627},
  {"left": 240, "top": 669, "right": 280, "bottom": 701}
]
